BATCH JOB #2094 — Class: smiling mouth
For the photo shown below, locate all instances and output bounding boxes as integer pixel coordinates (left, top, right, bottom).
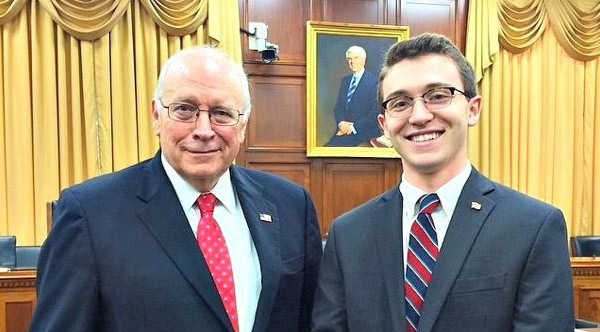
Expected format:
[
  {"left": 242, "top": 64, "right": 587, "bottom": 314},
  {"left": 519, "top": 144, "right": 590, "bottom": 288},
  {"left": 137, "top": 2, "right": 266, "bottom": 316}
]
[
  {"left": 409, "top": 132, "right": 443, "bottom": 143},
  {"left": 187, "top": 149, "right": 218, "bottom": 154}
]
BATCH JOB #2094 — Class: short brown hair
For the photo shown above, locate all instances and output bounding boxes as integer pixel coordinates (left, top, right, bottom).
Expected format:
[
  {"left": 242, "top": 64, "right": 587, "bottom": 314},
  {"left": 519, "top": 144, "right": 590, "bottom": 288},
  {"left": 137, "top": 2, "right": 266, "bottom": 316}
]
[{"left": 378, "top": 33, "right": 477, "bottom": 108}]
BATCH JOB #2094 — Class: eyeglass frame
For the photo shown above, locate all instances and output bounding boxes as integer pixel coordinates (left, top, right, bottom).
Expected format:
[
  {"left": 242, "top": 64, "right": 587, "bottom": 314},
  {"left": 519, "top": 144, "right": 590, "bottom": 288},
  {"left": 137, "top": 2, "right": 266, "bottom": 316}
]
[
  {"left": 380, "top": 86, "right": 472, "bottom": 118},
  {"left": 158, "top": 100, "right": 245, "bottom": 126}
]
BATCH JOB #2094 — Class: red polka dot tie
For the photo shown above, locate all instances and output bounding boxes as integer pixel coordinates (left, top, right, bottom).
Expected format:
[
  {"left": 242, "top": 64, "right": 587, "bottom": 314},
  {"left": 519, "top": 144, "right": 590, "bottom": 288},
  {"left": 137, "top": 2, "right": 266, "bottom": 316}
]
[{"left": 197, "top": 193, "right": 239, "bottom": 332}]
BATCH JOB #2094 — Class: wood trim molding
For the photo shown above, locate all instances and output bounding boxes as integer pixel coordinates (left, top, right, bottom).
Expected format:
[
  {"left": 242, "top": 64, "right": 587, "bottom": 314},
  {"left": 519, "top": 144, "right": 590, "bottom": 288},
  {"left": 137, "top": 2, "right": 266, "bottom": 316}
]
[
  {"left": 572, "top": 257, "right": 600, "bottom": 276},
  {"left": 0, "top": 270, "right": 37, "bottom": 289}
]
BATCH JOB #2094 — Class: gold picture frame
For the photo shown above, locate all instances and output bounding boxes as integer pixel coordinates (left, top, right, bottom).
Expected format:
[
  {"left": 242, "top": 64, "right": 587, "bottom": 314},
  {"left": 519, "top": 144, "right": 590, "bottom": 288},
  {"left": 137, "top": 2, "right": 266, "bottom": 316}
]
[{"left": 306, "top": 21, "right": 409, "bottom": 158}]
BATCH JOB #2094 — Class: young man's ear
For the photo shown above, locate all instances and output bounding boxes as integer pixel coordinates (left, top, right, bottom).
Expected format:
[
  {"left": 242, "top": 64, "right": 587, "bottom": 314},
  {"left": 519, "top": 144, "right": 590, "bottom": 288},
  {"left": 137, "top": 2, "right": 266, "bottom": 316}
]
[
  {"left": 377, "top": 114, "right": 390, "bottom": 138},
  {"left": 468, "top": 96, "right": 483, "bottom": 127}
]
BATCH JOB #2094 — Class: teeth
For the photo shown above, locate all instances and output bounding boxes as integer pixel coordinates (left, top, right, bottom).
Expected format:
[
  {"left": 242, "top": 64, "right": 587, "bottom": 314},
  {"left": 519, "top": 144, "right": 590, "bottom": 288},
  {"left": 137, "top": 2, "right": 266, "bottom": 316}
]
[{"left": 412, "top": 132, "right": 440, "bottom": 142}]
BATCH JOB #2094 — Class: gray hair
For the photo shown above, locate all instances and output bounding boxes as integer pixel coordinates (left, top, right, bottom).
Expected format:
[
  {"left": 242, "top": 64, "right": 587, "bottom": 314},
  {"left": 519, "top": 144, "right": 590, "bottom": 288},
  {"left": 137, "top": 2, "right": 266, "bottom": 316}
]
[
  {"left": 346, "top": 45, "right": 367, "bottom": 59},
  {"left": 153, "top": 46, "right": 252, "bottom": 121}
]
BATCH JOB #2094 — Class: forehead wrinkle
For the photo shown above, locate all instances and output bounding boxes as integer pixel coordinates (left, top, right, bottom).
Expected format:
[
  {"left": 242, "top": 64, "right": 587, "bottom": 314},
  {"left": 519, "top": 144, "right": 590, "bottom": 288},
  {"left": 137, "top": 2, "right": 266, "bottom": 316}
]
[
  {"left": 162, "top": 64, "right": 243, "bottom": 108},
  {"left": 164, "top": 60, "right": 190, "bottom": 82},
  {"left": 169, "top": 96, "right": 198, "bottom": 105}
]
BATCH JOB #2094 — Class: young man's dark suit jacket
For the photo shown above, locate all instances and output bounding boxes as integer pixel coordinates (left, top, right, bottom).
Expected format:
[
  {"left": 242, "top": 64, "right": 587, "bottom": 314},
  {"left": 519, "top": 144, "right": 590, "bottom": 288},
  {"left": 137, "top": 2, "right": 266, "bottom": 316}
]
[
  {"left": 30, "top": 152, "right": 322, "bottom": 332},
  {"left": 312, "top": 168, "right": 574, "bottom": 332},
  {"left": 326, "top": 71, "right": 380, "bottom": 147}
]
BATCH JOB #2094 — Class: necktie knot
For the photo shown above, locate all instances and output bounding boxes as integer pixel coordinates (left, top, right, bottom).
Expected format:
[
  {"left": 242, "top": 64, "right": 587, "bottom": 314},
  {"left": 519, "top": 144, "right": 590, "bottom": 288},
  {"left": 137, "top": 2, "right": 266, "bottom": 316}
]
[
  {"left": 198, "top": 193, "right": 217, "bottom": 214},
  {"left": 418, "top": 193, "right": 440, "bottom": 215}
]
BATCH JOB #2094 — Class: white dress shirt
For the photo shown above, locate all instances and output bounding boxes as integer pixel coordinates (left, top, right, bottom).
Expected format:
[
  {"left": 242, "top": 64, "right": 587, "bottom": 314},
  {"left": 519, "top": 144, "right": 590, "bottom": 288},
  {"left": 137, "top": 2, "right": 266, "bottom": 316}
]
[
  {"left": 400, "top": 163, "right": 472, "bottom": 273},
  {"left": 351, "top": 68, "right": 365, "bottom": 85},
  {"left": 162, "top": 155, "right": 261, "bottom": 332}
]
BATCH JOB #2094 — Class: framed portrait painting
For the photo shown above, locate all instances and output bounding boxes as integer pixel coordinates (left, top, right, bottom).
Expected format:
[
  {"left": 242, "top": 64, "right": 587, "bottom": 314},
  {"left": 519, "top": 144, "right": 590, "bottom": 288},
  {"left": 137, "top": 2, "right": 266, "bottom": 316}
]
[{"left": 306, "top": 21, "right": 409, "bottom": 158}]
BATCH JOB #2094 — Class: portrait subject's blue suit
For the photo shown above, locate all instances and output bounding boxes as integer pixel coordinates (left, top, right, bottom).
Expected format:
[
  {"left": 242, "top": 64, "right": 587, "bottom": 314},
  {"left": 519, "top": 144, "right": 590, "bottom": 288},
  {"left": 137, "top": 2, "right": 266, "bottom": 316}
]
[
  {"left": 30, "top": 152, "right": 322, "bottom": 332},
  {"left": 326, "top": 71, "right": 381, "bottom": 147}
]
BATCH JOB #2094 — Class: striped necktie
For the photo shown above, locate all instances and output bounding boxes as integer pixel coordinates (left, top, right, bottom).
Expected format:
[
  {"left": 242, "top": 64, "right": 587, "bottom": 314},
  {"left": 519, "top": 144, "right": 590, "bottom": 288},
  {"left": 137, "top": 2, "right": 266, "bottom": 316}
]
[
  {"left": 405, "top": 193, "right": 440, "bottom": 332},
  {"left": 346, "top": 75, "right": 358, "bottom": 104}
]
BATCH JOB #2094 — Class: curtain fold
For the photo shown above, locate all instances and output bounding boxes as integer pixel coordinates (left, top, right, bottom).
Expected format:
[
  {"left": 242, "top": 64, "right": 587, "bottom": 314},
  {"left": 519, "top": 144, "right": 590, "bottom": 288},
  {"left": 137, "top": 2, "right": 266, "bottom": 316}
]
[
  {"left": 498, "top": 0, "right": 548, "bottom": 53},
  {"left": 466, "top": 0, "right": 499, "bottom": 93},
  {"left": 138, "top": 0, "right": 207, "bottom": 36},
  {"left": 4, "top": 0, "right": 214, "bottom": 41},
  {"left": 38, "top": 0, "right": 131, "bottom": 41},
  {"left": 208, "top": 0, "right": 241, "bottom": 63},
  {"left": 496, "top": 0, "right": 600, "bottom": 61},
  {"left": 545, "top": 0, "right": 600, "bottom": 61},
  {"left": 0, "top": 0, "right": 26, "bottom": 25},
  {"left": 1, "top": 6, "right": 34, "bottom": 242},
  {"left": 467, "top": 0, "right": 600, "bottom": 236},
  {"left": 31, "top": 1, "right": 59, "bottom": 242},
  {"left": 0, "top": 0, "right": 241, "bottom": 244}
]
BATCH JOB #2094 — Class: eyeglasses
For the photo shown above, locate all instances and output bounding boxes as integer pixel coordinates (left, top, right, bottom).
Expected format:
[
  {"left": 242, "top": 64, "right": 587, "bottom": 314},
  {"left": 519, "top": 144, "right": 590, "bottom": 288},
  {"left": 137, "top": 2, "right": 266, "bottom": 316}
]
[
  {"left": 381, "top": 87, "right": 471, "bottom": 118},
  {"left": 159, "top": 101, "right": 244, "bottom": 126}
]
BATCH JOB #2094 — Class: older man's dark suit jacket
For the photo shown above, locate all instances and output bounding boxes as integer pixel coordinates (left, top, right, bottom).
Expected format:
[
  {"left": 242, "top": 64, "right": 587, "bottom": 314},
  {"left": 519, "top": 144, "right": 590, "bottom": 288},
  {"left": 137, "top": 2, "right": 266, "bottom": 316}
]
[
  {"left": 312, "top": 168, "right": 574, "bottom": 332},
  {"left": 326, "top": 71, "right": 380, "bottom": 147},
  {"left": 30, "top": 152, "right": 322, "bottom": 332}
]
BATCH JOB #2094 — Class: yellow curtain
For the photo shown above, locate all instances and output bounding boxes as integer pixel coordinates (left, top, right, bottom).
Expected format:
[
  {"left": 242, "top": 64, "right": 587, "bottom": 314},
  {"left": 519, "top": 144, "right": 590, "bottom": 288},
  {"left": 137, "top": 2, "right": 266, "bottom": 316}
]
[
  {"left": 0, "top": 0, "right": 241, "bottom": 245},
  {"left": 467, "top": 0, "right": 600, "bottom": 236},
  {"left": 0, "top": 0, "right": 25, "bottom": 25}
]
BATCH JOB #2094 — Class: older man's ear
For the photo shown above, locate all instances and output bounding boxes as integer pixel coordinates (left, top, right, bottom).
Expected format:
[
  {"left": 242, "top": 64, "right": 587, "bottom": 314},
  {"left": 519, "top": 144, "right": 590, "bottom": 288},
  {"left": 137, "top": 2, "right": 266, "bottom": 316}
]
[{"left": 151, "top": 100, "right": 161, "bottom": 136}]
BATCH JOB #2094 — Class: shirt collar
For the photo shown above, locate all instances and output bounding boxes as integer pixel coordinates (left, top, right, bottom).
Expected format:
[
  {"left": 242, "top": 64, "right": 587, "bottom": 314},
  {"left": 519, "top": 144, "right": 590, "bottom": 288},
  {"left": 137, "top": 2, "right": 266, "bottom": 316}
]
[
  {"left": 435, "top": 163, "right": 472, "bottom": 218},
  {"left": 399, "top": 163, "right": 472, "bottom": 217},
  {"left": 211, "top": 168, "right": 237, "bottom": 214},
  {"left": 399, "top": 177, "right": 426, "bottom": 217},
  {"left": 353, "top": 68, "right": 365, "bottom": 80},
  {"left": 161, "top": 153, "right": 236, "bottom": 213}
]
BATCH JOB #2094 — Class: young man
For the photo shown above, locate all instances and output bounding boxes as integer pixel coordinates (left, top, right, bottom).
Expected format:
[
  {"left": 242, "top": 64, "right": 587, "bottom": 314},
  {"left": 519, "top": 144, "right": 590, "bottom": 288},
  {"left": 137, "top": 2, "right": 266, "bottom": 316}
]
[
  {"left": 312, "top": 33, "right": 573, "bottom": 332},
  {"left": 31, "top": 47, "right": 322, "bottom": 332}
]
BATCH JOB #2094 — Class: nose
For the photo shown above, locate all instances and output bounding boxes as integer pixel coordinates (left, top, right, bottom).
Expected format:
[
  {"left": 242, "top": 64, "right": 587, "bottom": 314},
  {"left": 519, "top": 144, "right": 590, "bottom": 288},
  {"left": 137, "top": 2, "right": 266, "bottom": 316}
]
[
  {"left": 408, "top": 97, "right": 434, "bottom": 125},
  {"left": 192, "top": 110, "right": 216, "bottom": 139}
]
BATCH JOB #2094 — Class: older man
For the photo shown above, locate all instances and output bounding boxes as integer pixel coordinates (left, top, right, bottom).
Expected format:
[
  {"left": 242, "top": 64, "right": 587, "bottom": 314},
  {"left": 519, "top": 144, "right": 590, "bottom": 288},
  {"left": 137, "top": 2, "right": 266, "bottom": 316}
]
[
  {"left": 326, "top": 45, "right": 381, "bottom": 147},
  {"left": 31, "top": 47, "right": 322, "bottom": 332}
]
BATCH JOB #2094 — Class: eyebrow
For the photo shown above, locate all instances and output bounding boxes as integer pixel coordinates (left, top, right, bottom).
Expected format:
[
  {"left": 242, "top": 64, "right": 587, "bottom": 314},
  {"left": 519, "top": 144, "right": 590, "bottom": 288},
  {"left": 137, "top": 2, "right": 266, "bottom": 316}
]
[
  {"left": 171, "top": 97, "right": 199, "bottom": 105},
  {"left": 168, "top": 96, "right": 242, "bottom": 110},
  {"left": 384, "top": 82, "right": 456, "bottom": 100}
]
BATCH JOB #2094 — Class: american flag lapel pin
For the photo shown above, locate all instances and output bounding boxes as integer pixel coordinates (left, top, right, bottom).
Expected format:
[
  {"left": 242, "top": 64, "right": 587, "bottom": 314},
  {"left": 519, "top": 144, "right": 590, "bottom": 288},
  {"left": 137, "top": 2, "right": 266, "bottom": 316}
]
[
  {"left": 471, "top": 201, "right": 482, "bottom": 210},
  {"left": 259, "top": 213, "right": 273, "bottom": 223}
]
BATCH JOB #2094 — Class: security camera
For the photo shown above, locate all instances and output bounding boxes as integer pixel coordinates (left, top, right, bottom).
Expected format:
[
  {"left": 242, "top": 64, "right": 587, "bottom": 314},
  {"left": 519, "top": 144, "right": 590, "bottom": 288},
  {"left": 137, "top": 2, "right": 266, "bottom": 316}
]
[
  {"left": 247, "top": 22, "right": 279, "bottom": 64},
  {"left": 261, "top": 42, "right": 279, "bottom": 64}
]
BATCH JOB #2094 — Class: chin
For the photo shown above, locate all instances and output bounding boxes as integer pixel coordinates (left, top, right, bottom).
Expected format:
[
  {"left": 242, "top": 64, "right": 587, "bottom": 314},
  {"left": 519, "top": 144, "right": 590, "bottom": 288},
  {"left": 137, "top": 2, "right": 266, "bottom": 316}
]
[
  {"left": 404, "top": 158, "right": 444, "bottom": 174},
  {"left": 191, "top": 167, "right": 224, "bottom": 178}
]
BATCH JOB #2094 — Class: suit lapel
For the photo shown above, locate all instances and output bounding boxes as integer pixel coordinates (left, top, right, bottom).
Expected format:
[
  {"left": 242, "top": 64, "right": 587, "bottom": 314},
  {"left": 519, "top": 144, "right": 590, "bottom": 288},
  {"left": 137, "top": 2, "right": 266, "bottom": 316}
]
[
  {"left": 230, "top": 166, "right": 281, "bottom": 332},
  {"left": 372, "top": 188, "right": 406, "bottom": 332},
  {"left": 135, "top": 154, "right": 234, "bottom": 332},
  {"left": 418, "top": 170, "right": 496, "bottom": 332}
]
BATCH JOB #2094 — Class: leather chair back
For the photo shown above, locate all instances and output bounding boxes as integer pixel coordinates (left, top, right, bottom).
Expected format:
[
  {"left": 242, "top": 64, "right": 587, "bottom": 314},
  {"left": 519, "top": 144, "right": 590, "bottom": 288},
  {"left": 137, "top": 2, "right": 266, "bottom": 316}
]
[
  {"left": 571, "top": 236, "right": 600, "bottom": 257},
  {"left": 16, "top": 246, "right": 41, "bottom": 269},
  {"left": 575, "top": 318, "right": 600, "bottom": 328},
  {"left": 0, "top": 236, "right": 16, "bottom": 268}
]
